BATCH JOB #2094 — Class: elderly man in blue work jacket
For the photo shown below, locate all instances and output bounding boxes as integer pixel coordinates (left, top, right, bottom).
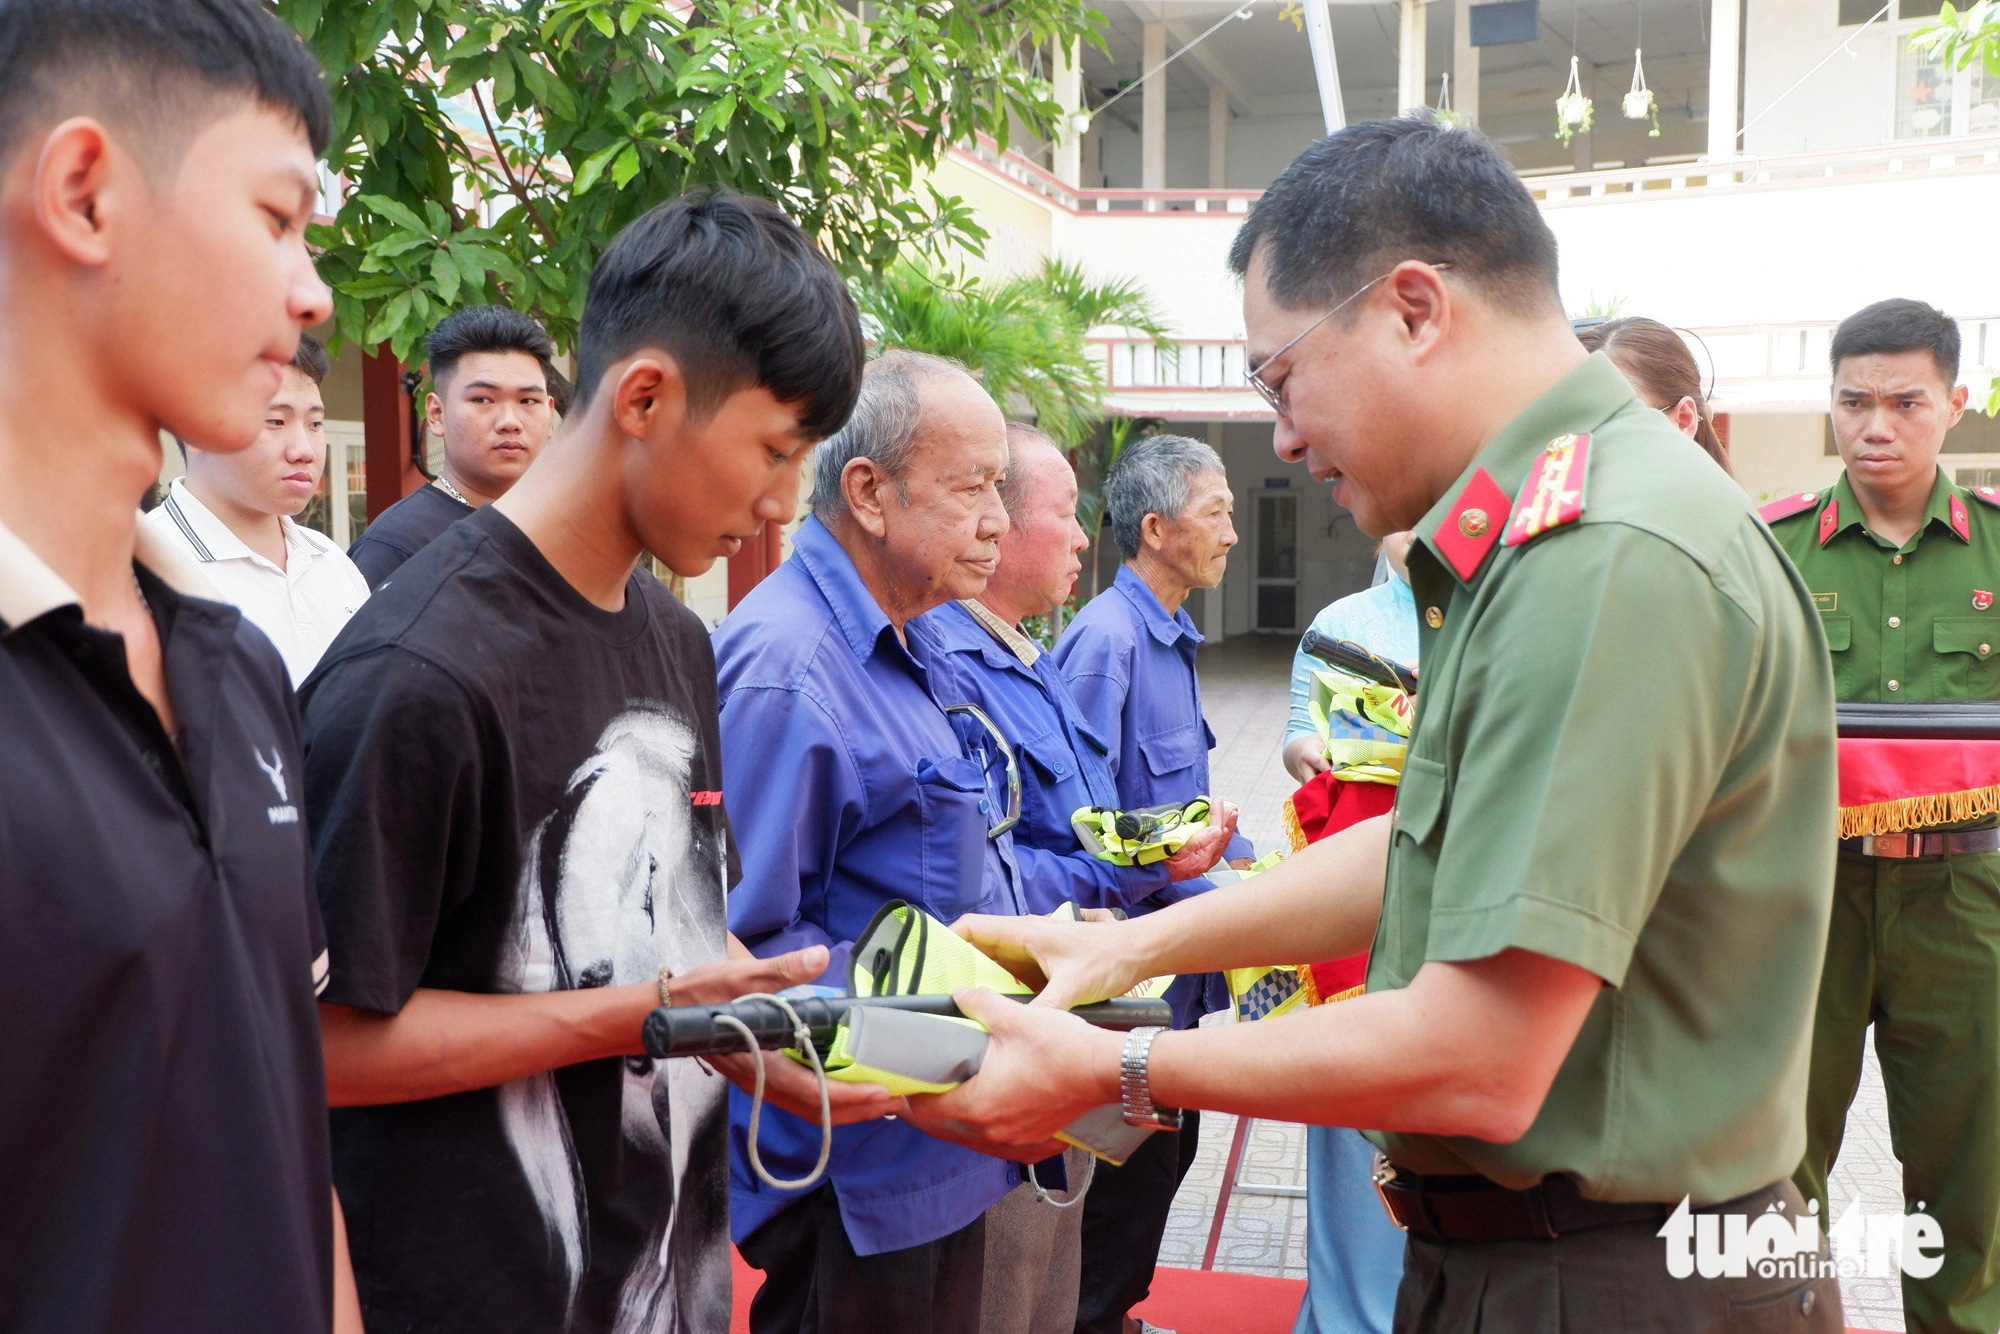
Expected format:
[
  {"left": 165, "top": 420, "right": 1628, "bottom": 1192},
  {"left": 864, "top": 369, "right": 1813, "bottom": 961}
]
[
  {"left": 917, "top": 423, "right": 1238, "bottom": 1334},
  {"left": 716, "top": 350, "right": 1028, "bottom": 1334},
  {"left": 1050, "top": 432, "right": 1255, "bottom": 1334}
]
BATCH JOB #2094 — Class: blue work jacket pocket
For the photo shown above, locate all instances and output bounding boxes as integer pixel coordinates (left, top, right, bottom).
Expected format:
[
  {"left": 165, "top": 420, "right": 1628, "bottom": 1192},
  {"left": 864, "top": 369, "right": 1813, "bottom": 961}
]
[
  {"left": 1139, "top": 722, "right": 1204, "bottom": 781},
  {"left": 1019, "top": 730, "right": 1082, "bottom": 785},
  {"left": 914, "top": 756, "right": 991, "bottom": 921}
]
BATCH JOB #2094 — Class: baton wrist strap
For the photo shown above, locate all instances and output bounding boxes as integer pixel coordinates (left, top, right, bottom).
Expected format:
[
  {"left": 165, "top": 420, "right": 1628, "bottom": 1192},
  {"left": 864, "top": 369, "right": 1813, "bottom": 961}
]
[{"left": 718, "top": 992, "right": 834, "bottom": 1192}]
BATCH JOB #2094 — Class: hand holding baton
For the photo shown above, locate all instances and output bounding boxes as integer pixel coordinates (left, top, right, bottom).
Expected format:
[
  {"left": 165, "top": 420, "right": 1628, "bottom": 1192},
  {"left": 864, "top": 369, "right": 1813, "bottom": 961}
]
[{"left": 642, "top": 993, "right": 1172, "bottom": 1060}]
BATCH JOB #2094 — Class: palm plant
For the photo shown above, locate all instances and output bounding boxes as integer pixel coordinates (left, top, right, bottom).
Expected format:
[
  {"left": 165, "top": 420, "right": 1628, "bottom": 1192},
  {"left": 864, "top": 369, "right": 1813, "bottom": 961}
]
[{"left": 857, "top": 255, "right": 1176, "bottom": 633}]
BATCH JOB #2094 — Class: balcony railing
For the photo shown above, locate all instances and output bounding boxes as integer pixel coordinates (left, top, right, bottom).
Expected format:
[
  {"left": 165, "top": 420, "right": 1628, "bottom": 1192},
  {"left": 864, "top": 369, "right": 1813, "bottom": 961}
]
[
  {"left": 956, "top": 136, "right": 1262, "bottom": 216},
  {"left": 960, "top": 131, "right": 2000, "bottom": 216},
  {"left": 1097, "top": 317, "right": 2000, "bottom": 412},
  {"left": 1527, "top": 135, "right": 2000, "bottom": 205},
  {"left": 1100, "top": 338, "right": 1248, "bottom": 392}
]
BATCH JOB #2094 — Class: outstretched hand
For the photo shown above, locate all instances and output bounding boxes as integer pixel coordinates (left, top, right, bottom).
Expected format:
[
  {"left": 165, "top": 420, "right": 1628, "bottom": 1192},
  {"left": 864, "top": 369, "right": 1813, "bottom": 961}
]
[
  {"left": 949, "top": 913, "right": 1145, "bottom": 1012},
  {"left": 705, "top": 1049, "right": 905, "bottom": 1126},
  {"left": 660, "top": 945, "right": 905, "bottom": 1125},
  {"left": 1160, "top": 802, "right": 1239, "bottom": 881},
  {"left": 667, "top": 945, "right": 831, "bottom": 1006},
  {"left": 903, "top": 987, "right": 1116, "bottom": 1159}
]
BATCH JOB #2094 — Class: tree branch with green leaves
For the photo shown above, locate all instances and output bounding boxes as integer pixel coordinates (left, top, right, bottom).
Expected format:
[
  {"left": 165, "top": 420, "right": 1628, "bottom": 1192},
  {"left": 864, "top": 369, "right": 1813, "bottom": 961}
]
[{"left": 280, "top": 0, "right": 1104, "bottom": 362}]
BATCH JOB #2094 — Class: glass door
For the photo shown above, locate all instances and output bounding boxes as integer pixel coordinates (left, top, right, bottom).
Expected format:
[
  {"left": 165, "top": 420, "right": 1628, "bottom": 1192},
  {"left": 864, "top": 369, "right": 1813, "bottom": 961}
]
[{"left": 1253, "top": 489, "right": 1298, "bottom": 633}]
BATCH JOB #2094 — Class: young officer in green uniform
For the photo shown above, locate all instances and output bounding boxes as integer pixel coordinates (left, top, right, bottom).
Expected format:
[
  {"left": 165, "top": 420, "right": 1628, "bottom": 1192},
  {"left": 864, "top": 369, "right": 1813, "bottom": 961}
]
[
  {"left": 902, "top": 116, "right": 1843, "bottom": 1331},
  {"left": 1766, "top": 298, "right": 1998, "bottom": 1334}
]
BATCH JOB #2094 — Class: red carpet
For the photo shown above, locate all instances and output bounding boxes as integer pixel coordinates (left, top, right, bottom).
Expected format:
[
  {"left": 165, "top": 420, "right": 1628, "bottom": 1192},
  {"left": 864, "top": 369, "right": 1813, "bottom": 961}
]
[
  {"left": 729, "top": 1250, "right": 1306, "bottom": 1332},
  {"left": 732, "top": 1247, "right": 1895, "bottom": 1334},
  {"left": 1133, "top": 1267, "right": 1305, "bottom": 1333}
]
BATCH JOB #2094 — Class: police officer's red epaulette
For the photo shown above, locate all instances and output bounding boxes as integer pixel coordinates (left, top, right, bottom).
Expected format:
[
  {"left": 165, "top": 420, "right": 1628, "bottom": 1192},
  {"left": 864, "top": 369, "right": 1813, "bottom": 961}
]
[
  {"left": 1757, "top": 491, "right": 1821, "bottom": 524},
  {"left": 1501, "top": 432, "right": 1591, "bottom": 548}
]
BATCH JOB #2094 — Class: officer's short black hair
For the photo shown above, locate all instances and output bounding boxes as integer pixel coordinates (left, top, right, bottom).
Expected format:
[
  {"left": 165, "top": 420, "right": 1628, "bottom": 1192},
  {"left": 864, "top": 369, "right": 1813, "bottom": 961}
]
[
  {"left": 574, "top": 192, "right": 865, "bottom": 441},
  {"left": 1831, "top": 299, "right": 1960, "bottom": 386},
  {"left": 0, "top": 0, "right": 331, "bottom": 177},
  {"left": 289, "top": 333, "right": 330, "bottom": 387},
  {"left": 425, "top": 306, "right": 556, "bottom": 395},
  {"left": 1228, "top": 115, "right": 1561, "bottom": 319}
]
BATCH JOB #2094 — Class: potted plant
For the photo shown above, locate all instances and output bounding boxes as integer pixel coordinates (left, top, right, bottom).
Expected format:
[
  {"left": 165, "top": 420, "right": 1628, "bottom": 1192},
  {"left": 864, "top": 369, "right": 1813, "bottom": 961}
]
[{"left": 1556, "top": 55, "right": 1594, "bottom": 145}]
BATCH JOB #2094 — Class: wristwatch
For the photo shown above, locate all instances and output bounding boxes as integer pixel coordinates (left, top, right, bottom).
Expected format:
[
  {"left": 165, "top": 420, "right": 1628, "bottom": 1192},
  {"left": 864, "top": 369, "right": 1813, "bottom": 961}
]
[{"left": 1119, "top": 1026, "right": 1182, "bottom": 1130}]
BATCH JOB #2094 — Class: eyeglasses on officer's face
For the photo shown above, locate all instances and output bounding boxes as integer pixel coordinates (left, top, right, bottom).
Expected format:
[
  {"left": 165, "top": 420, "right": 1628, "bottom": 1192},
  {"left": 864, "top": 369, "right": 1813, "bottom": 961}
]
[{"left": 1246, "top": 261, "right": 1454, "bottom": 416}]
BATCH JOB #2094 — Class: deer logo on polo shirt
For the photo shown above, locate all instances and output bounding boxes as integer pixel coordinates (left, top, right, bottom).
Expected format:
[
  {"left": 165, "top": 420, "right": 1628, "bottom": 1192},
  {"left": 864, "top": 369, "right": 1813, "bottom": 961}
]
[{"left": 255, "top": 747, "right": 299, "bottom": 825}]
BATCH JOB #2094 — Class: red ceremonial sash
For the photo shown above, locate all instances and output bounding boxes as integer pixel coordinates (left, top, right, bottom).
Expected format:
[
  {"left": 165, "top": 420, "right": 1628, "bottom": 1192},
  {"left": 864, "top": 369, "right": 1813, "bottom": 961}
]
[{"left": 1838, "top": 737, "right": 2000, "bottom": 836}]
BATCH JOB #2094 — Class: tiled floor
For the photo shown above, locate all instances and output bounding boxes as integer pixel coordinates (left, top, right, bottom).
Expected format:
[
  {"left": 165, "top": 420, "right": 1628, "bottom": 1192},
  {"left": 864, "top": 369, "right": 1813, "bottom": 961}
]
[{"left": 1175, "top": 635, "right": 1907, "bottom": 1330}]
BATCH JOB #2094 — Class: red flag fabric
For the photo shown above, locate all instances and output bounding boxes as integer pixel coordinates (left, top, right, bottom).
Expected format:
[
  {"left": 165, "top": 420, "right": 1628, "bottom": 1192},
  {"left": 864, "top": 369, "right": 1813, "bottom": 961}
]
[
  {"left": 1283, "top": 773, "right": 1396, "bottom": 1003},
  {"left": 1837, "top": 737, "right": 2000, "bottom": 836}
]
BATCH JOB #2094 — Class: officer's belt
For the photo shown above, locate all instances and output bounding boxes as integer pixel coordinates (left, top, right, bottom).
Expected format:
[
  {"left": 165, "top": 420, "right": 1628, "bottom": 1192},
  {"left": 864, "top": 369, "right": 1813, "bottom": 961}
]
[
  {"left": 1839, "top": 827, "right": 2000, "bottom": 859},
  {"left": 1371, "top": 1159, "right": 1772, "bottom": 1243}
]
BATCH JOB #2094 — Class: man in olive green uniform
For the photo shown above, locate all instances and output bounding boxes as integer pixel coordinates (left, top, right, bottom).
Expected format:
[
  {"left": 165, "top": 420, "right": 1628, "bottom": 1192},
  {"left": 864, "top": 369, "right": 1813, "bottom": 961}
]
[
  {"left": 902, "top": 117, "right": 1842, "bottom": 1331},
  {"left": 1769, "top": 298, "right": 1996, "bottom": 1334}
]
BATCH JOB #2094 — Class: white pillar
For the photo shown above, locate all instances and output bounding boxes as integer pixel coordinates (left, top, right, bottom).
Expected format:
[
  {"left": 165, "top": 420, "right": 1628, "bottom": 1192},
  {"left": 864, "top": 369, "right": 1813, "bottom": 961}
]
[
  {"left": 1053, "top": 37, "right": 1082, "bottom": 187},
  {"left": 1707, "top": 0, "right": 1742, "bottom": 160},
  {"left": 1301, "top": 1, "right": 1345, "bottom": 133},
  {"left": 1453, "top": 0, "right": 1479, "bottom": 126},
  {"left": 1397, "top": 0, "right": 1427, "bottom": 115},
  {"left": 1142, "top": 20, "right": 1167, "bottom": 192},
  {"left": 1207, "top": 84, "right": 1229, "bottom": 189}
]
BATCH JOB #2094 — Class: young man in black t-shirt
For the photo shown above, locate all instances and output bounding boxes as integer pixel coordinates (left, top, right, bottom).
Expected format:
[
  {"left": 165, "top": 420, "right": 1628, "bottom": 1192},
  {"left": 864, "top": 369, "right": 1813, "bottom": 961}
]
[
  {"left": 0, "top": 3, "right": 359, "bottom": 1330},
  {"left": 347, "top": 305, "right": 558, "bottom": 589},
  {"left": 302, "top": 193, "right": 899, "bottom": 1333}
]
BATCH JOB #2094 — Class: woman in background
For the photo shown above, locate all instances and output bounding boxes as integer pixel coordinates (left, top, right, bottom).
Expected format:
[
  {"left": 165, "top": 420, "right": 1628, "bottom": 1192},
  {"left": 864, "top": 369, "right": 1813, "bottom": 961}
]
[{"left": 1579, "top": 316, "right": 1730, "bottom": 472}]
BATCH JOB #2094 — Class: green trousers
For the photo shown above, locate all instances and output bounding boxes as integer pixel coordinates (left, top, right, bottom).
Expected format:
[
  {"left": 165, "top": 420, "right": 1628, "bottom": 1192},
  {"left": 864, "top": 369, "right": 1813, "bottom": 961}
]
[{"left": 1794, "top": 847, "right": 2000, "bottom": 1334}]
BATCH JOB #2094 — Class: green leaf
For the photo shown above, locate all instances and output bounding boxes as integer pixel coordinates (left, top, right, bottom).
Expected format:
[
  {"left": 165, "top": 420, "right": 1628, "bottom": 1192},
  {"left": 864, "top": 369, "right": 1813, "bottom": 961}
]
[
  {"left": 610, "top": 143, "right": 641, "bottom": 189},
  {"left": 431, "top": 247, "right": 461, "bottom": 304},
  {"left": 365, "top": 288, "right": 415, "bottom": 346},
  {"left": 357, "top": 193, "right": 430, "bottom": 235},
  {"left": 569, "top": 141, "right": 624, "bottom": 196},
  {"left": 371, "top": 229, "right": 435, "bottom": 258}
]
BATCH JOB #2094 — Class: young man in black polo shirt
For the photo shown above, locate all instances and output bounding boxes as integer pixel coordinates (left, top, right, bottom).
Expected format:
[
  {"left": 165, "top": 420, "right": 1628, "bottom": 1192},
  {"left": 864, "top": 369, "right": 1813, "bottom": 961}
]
[
  {"left": 347, "top": 305, "right": 559, "bottom": 589},
  {"left": 0, "top": 2, "right": 357, "bottom": 1330},
  {"left": 302, "top": 192, "right": 899, "bottom": 1333}
]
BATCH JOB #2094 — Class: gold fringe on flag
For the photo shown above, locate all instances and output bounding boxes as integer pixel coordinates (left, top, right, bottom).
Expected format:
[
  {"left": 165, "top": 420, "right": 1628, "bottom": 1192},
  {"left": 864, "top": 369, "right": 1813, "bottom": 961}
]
[
  {"left": 1839, "top": 784, "right": 2000, "bottom": 838},
  {"left": 1282, "top": 796, "right": 1308, "bottom": 854}
]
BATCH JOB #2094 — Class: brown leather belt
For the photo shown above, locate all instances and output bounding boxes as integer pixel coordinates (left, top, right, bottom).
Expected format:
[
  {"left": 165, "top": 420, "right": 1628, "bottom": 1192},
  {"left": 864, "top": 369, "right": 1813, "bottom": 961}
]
[
  {"left": 1839, "top": 827, "right": 2000, "bottom": 859},
  {"left": 1371, "top": 1158, "right": 1764, "bottom": 1243}
]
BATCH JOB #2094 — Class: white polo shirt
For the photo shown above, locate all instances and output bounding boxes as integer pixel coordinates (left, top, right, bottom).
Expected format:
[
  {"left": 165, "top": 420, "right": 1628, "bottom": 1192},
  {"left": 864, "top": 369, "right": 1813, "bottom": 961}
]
[{"left": 143, "top": 478, "right": 369, "bottom": 686}]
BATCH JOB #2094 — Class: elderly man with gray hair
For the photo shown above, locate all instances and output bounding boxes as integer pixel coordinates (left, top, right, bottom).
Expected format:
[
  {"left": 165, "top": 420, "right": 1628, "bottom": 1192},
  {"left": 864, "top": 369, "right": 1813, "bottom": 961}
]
[
  {"left": 716, "top": 350, "right": 1030, "bottom": 1334},
  {"left": 1049, "top": 432, "right": 1256, "bottom": 1334}
]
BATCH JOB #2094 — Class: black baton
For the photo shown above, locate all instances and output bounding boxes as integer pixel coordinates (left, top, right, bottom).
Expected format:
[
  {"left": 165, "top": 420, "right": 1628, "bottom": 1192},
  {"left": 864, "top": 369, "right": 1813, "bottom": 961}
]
[
  {"left": 642, "top": 994, "right": 1174, "bottom": 1059},
  {"left": 1298, "top": 629, "right": 1419, "bottom": 695}
]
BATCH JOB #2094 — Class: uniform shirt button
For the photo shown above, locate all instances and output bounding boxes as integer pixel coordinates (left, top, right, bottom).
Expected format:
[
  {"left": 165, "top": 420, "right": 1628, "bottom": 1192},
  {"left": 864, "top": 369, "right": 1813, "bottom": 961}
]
[
  {"left": 1888, "top": 616, "right": 1901, "bottom": 628},
  {"left": 1054, "top": 763, "right": 1067, "bottom": 775},
  {"left": 1425, "top": 606, "right": 1443, "bottom": 629},
  {"left": 1801, "top": 1289, "right": 1816, "bottom": 1316},
  {"left": 978, "top": 799, "right": 990, "bottom": 814},
  {"left": 1983, "top": 644, "right": 1992, "bottom": 657},
  {"left": 1888, "top": 679, "right": 1901, "bottom": 692},
  {"left": 1893, "top": 554, "right": 1905, "bottom": 565}
]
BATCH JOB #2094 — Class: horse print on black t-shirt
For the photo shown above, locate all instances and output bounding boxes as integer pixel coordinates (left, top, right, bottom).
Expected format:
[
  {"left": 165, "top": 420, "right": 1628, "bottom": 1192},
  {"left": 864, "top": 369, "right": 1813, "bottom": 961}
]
[{"left": 494, "top": 705, "right": 731, "bottom": 1334}]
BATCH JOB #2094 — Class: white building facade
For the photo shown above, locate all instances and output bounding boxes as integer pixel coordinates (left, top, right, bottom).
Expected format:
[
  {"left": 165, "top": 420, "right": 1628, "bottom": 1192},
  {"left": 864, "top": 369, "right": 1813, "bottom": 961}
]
[{"left": 930, "top": 0, "right": 2000, "bottom": 642}]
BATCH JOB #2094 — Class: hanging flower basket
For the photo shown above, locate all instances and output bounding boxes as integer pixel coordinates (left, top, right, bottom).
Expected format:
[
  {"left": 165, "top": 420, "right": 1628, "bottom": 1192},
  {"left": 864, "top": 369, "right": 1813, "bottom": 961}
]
[
  {"left": 1623, "top": 48, "right": 1661, "bottom": 137},
  {"left": 1555, "top": 56, "right": 1594, "bottom": 145},
  {"left": 1432, "top": 72, "right": 1463, "bottom": 127}
]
